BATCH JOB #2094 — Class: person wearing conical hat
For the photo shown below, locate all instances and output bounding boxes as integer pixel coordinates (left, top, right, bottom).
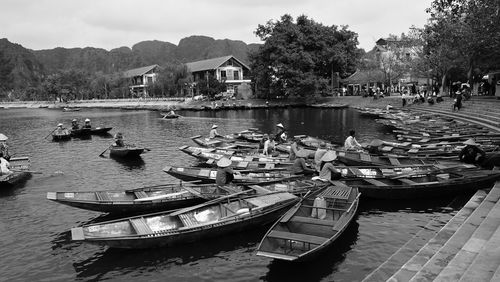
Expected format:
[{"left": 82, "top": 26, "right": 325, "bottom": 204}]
[
  {"left": 215, "top": 157, "right": 234, "bottom": 186},
  {"left": 55, "top": 123, "right": 65, "bottom": 134},
  {"left": 459, "top": 138, "right": 485, "bottom": 165},
  {"left": 209, "top": 124, "right": 222, "bottom": 139},
  {"left": 275, "top": 123, "right": 288, "bottom": 144},
  {"left": 291, "top": 149, "right": 315, "bottom": 176},
  {"left": 0, "top": 133, "right": 10, "bottom": 161},
  {"left": 319, "top": 151, "right": 341, "bottom": 181},
  {"left": 313, "top": 142, "right": 328, "bottom": 171},
  {"left": 82, "top": 118, "right": 92, "bottom": 129},
  {"left": 113, "top": 132, "right": 125, "bottom": 147},
  {"left": 71, "top": 119, "right": 80, "bottom": 130}
]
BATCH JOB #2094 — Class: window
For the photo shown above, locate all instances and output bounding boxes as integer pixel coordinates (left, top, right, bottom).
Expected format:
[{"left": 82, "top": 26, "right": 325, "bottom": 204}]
[
  {"left": 221, "top": 71, "right": 226, "bottom": 79},
  {"left": 233, "top": 70, "right": 239, "bottom": 80},
  {"left": 147, "top": 76, "right": 153, "bottom": 84}
]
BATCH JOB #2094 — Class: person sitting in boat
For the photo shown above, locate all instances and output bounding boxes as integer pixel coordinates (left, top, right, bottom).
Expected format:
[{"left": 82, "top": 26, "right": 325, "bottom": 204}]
[
  {"left": 319, "top": 151, "right": 341, "bottom": 181},
  {"left": 0, "top": 133, "right": 10, "bottom": 161},
  {"left": 215, "top": 157, "right": 234, "bottom": 186},
  {"left": 209, "top": 125, "right": 222, "bottom": 139},
  {"left": 55, "top": 123, "right": 65, "bottom": 133},
  {"left": 259, "top": 134, "right": 269, "bottom": 150},
  {"left": 314, "top": 142, "right": 328, "bottom": 172},
  {"left": 385, "top": 104, "right": 393, "bottom": 111},
  {"left": 275, "top": 123, "right": 288, "bottom": 144},
  {"left": 288, "top": 137, "right": 300, "bottom": 161},
  {"left": 291, "top": 149, "right": 315, "bottom": 176},
  {"left": 459, "top": 138, "right": 485, "bottom": 165},
  {"left": 113, "top": 132, "right": 125, "bottom": 147},
  {"left": 71, "top": 119, "right": 80, "bottom": 130},
  {"left": 0, "top": 157, "right": 12, "bottom": 176},
  {"left": 82, "top": 118, "right": 92, "bottom": 129},
  {"left": 344, "top": 130, "right": 362, "bottom": 151},
  {"left": 263, "top": 134, "right": 278, "bottom": 157}
]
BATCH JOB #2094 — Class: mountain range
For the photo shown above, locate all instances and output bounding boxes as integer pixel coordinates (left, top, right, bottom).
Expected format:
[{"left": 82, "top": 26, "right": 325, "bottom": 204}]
[{"left": 0, "top": 36, "right": 260, "bottom": 89}]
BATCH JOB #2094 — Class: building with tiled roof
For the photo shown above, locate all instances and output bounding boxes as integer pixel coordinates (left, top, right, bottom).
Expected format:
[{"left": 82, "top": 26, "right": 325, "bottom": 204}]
[{"left": 123, "top": 64, "right": 160, "bottom": 97}]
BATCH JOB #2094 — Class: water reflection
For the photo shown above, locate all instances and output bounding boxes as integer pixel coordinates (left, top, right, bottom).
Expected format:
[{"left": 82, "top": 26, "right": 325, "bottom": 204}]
[
  {"left": 109, "top": 155, "right": 146, "bottom": 170},
  {"left": 263, "top": 220, "right": 359, "bottom": 282}
]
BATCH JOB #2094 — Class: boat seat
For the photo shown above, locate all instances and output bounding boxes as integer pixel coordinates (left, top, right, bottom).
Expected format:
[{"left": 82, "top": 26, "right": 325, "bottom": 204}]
[
  {"left": 244, "top": 156, "right": 254, "bottom": 162},
  {"left": 363, "top": 178, "right": 389, "bottom": 186},
  {"left": 398, "top": 178, "right": 418, "bottom": 185},
  {"left": 198, "top": 169, "right": 210, "bottom": 177},
  {"left": 95, "top": 191, "right": 112, "bottom": 201},
  {"left": 264, "top": 163, "right": 275, "bottom": 169},
  {"left": 408, "top": 148, "right": 419, "bottom": 154},
  {"left": 359, "top": 154, "right": 371, "bottom": 162},
  {"left": 348, "top": 167, "right": 363, "bottom": 177},
  {"left": 237, "top": 162, "right": 248, "bottom": 168},
  {"left": 267, "top": 230, "right": 327, "bottom": 245},
  {"left": 381, "top": 146, "right": 393, "bottom": 152},
  {"left": 179, "top": 213, "right": 198, "bottom": 227},
  {"left": 291, "top": 216, "right": 334, "bottom": 226},
  {"left": 129, "top": 218, "right": 153, "bottom": 235},
  {"left": 134, "top": 191, "right": 149, "bottom": 199},
  {"left": 318, "top": 185, "right": 352, "bottom": 200},
  {"left": 388, "top": 158, "right": 401, "bottom": 166}
]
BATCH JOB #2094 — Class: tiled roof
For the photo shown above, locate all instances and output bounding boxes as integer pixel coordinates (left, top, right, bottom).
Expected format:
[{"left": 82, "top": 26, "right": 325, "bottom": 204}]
[
  {"left": 342, "top": 69, "right": 385, "bottom": 84},
  {"left": 185, "top": 55, "right": 250, "bottom": 72},
  {"left": 124, "top": 64, "right": 159, "bottom": 78}
]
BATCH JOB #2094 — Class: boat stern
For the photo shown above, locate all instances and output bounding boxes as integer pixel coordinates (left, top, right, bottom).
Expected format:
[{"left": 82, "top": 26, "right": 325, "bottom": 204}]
[
  {"left": 46, "top": 192, "right": 57, "bottom": 200},
  {"left": 71, "top": 227, "right": 85, "bottom": 241}
]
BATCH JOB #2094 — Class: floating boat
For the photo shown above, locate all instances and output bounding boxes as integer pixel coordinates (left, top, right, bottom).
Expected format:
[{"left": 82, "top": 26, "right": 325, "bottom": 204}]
[
  {"left": 70, "top": 128, "right": 92, "bottom": 138},
  {"left": 163, "top": 165, "right": 302, "bottom": 184},
  {"left": 191, "top": 135, "right": 258, "bottom": 149},
  {"left": 48, "top": 180, "right": 324, "bottom": 214},
  {"left": 52, "top": 129, "right": 71, "bottom": 141},
  {"left": 333, "top": 164, "right": 475, "bottom": 179},
  {"left": 179, "top": 145, "right": 279, "bottom": 161},
  {"left": 109, "top": 146, "right": 145, "bottom": 158},
  {"left": 256, "top": 183, "right": 360, "bottom": 261},
  {"left": 295, "top": 135, "right": 339, "bottom": 149},
  {"left": 338, "top": 169, "right": 500, "bottom": 199},
  {"left": 90, "top": 127, "right": 113, "bottom": 135},
  {"left": 63, "top": 107, "right": 81, "bottom": 112},
  {"left": 335, "top": 150, "right": 446, "bottom": 166},
  {"left": 70, "top": 191, "right": 299, "bottom": 249},
  {"left": 0, "top": 157, "right": 31, "bottom": 189},
  {"left": 161, "top": 113, "right": 181, "bottom": 119}
]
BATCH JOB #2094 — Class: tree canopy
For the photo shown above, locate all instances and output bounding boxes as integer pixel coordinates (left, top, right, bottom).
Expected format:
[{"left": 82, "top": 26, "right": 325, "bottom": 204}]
[{"left": 249, "top": 14, "right": 361, "bottom": 98}]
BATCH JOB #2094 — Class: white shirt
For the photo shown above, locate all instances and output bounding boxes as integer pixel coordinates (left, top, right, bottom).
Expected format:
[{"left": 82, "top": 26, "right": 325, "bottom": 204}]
[
  {"left": 209, "top": 129, "right": 219, "bottom": 139},
  {"left": 0, "top": 157, "right": 11, "bottom": 175},
  {"left": 263, "top": 139, "right": 276, "bottom": 156},
  {"left": 344, "top": 136, "right": 361, "bottom": 150}
]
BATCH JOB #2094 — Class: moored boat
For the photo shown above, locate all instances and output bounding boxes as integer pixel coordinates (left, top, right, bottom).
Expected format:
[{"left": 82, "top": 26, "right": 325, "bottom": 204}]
[
  {"left": 109, "top": 146, "right": 145, "bottom": 158},
  {"left": 63, "top": 107, "right": 81, "bottom": 112},
  {"left": 335, "top": 150, "right": 447, "bottom": 166},
  {"left": 70, "top": 128, "right": 92, "bottom": 138},
  {"left": 161, "top": 113, "right": 181, "bottom": 119},
  {"left": 52, "top": 129, "right": 71, "bottom": 141},
  {"left": 256, "top": 183, "right": 360, "bottom": 261},
  {"left": 90, "top": 127, "right": 113, "bottom": 135},
  {"left": 0, "top": 157, "right": 31, "bottom": 189},
  {"left": 191, "top": 135, "right": 258, "bottom": 149},
  {"left": 70, "top": 191, "right": 299, "bottom": 249}
]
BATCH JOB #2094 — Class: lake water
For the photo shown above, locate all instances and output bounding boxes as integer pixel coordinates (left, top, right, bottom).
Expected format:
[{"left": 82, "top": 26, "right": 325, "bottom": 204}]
[{"left": 0, "top": 107, "right": 472, "bottom": 281}]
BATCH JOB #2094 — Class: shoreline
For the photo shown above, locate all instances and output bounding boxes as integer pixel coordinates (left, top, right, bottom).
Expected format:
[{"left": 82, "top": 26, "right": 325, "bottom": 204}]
[{"left": 0, "top": 96, "right": 399, "bottom": 111}]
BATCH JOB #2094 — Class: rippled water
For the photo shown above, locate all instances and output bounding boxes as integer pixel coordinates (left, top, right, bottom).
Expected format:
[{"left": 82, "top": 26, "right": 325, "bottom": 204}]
[{"left": 0, "top": 107, "right": 471, "bottom": 281}]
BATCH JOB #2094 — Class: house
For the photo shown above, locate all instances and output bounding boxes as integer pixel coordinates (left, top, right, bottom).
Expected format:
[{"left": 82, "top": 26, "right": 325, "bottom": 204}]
[
  {"left": 123, "top": 64, "right": 160, "bottom": 97},
  {"left": 185, "top": 55, "right": 251, "bottom": 96}
]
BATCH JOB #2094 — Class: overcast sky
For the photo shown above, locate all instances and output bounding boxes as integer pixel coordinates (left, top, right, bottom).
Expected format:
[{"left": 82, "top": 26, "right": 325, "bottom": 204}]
[{"left": 1, "top": 0, "right": 433, "bottom": 51}]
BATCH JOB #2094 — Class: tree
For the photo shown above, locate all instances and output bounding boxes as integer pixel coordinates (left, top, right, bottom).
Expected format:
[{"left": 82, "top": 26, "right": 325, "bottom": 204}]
[
  {"left": 250, "top": 14, "right": 361, "bottom": 98},
  {"left": 197, "top": 74, "right": 226, "bottom": 99}
]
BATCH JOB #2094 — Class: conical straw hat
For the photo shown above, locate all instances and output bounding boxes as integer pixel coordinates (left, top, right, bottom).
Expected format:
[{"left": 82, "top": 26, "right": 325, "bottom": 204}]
[
  {"left": 217, "top": 157, "right": 231, "bottom": 167},
  {"left": 463, "top": 138, "right": 477, "bottom": 146},
  {"left": 321, "top": 151, "right": 337, "bottom": 162},
  {"left": 0, "top": 133, "right": 8, "bottom": 141}
]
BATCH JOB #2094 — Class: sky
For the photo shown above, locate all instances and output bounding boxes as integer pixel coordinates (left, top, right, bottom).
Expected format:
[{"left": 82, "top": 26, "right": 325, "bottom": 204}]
[{"left": 1, "top": 0, "right": 433, "bottom": 52}]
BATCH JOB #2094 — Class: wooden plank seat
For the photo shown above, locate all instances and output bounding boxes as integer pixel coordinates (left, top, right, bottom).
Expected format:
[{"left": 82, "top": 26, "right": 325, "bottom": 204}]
[
  {"left": 134, "top": 191, "right": 149, "bottom": 199},
  {"left": 244, "top": 156, "right": 254, "bottom": 162},
  {"left": 291, "top": 216, "right": 334, "bottom": 226},
  {"left": 198, "top": 169, "right": 210, "bottom": 177},
  {"left": 388, "top": 157, "right": 401, "bottom": 166},
  {"left": 359, "top": 154, "right": 371, "bottom": 161},
  {"left": 398, "top": 178, "right": 418, "bottom": 185},
  {"left": 318, "top": 185, "right": 352, "bottom": 200},
  {"left": 130, "top": 218, "right": 153, "bottom": 235},
  {"left": 95, "top": 191, "right": 112, "bottom": 201},
  {"left": 264, "top": 163, "right": 275, "bottom": 169},
  {"left": 267, "top": 230, "right": 327, "bottom": 245},
  {"left": 178, "top": 213, "right": 198, "bottom": 227},
  {"left": 236, "top": 162, "right": 249, "bottom": 168},
  {"left": 363, "top": 178, "right": 389, "bottom": 186},
  {"left": 348, "top": 167, "right": 363, "bottom": 177}
]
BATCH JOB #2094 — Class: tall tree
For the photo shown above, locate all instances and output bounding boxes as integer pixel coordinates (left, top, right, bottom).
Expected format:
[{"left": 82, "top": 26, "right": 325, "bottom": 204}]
[{"left": 250, "top": 14, "right": 361, "bottom": 98}]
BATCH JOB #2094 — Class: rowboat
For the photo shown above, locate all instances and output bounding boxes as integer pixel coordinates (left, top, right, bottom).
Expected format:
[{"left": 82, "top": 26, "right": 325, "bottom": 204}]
[
  {"left": 163, "top": 165, "right": 302, "bottom": 184},
  {"left": 0, "top": 157, "right": 31, "bottom": 189},
  {"left": 256, "top": 183, "right": 360, "bottom": 261},
  {"left": 90, "top": 127, "right": 113, "bottom": 135},
  {"left": 333, "top": 164, "right": 476, "bottom": 179},
  {"left": 179, "top": 145, "right": 281, "bottom": 161},
  {"left": 70, "top": 191, "right": 299, "bottom": 249},
  {"left": 191, "top": 135, "right": 258, "bottom": 149},
  {"left": 48, "top": 179, "right": 324, "bottom": 214},
  {"left": 63, "top": 107, "right": 81, "bottom": 112},
  {"left": 70, "top": 128, "right": 92, "bottom": 138},
  {"left": 204, "top": 155, "right": 294, "bottom": 170},
  {"left": 295, "top": 135, "right": 339, "bottom": 149},
  {"left": 47, "top": 183, "right": 218, "bottom": 213},
  {"left": 52, "top": 129, "right": 71, "bottom": 141},
  {"left": 161, "top": 113, "right": 181, "bottom": 119},
  {"left": 335, "top": 150, "right": 446, "bottom": 166},
  {"left": 109, "top": 146, "right": 145, "bottom": 158},
  {"left": 338, "top": 169, "right": 500, "bottom": 199}
]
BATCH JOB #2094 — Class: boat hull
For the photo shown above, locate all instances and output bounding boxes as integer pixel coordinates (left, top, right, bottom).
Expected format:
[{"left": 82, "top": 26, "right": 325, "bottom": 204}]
[{"left": 110, "top": 147, "right": 144, "bottom": 158}]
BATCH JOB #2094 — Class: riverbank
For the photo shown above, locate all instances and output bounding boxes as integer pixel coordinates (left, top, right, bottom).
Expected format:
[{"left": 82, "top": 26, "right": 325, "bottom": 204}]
[{"left": 0, "top": 96, "right": 399, "bottom": 111}]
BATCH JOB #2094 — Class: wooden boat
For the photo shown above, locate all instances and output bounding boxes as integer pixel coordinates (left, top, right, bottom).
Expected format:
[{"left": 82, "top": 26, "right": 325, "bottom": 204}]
[
  {"left": 52, "top": 129, "right": 71, "bottom": 141},
  {"left": 163, "top": 165, "right": 302, "bottom": 184},
  {"left": 63, "top": 107, "right": 81, "bottom": 112},
  {"left": 70, "top": 191, "right": 299, "bottom": 249},
  {"left": 180, "top": 146, "right": 289, "bottom": 163},
  {"left": 338, "top": 169, "right": 500, "bottom": 199},
  {"left": 256, "top": 183, "right": 360, "bottom": 261},
  {"left": 109, "top": 146, "right": 145, "bottom": 158},
  {"left": 204, "top": 155, "right": 294, "bottom": 169},
  {"left": 333, "top": 164, "right": 476, "bottom": 179},
  {"left": 191, "top": 135, "right": 258, "bottom": 149},
  {"left": 70, "top": 128, "right": 92, "bottom": 138},
  {"left": 335, "top": 150, "right": 446, "bottom": 166},
  {"left": 0, "top": 157, "right": 31, "bottom": 189},
  {"left": 161, "top": 113, "right": 181, "bottom": 119},
  {"left": 295, "top": 135, "right": 338, "bottom": 149},
  {"left": 90, "top": 127, "right": 113, "bottom": 135},
  {"left": 48, "top": 179, "right": 324, "bottom": 214}
]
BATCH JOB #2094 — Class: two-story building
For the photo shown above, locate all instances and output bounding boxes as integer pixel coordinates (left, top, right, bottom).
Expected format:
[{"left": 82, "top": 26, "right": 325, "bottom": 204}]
[
  {"left": 123, "top": 64, "right": 159, "bottom": 97},
  {"left": 185, "top": 55, "right": 251, "bottom": 96}
]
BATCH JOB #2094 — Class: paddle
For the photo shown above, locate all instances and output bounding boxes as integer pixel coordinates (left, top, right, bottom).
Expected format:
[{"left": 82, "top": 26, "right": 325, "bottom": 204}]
[
  {"left": 98, "top": 146, "right": 111, "bottom": 157},
  {"left": 44, "top": 128, "right": 58, "bottom": 140}
]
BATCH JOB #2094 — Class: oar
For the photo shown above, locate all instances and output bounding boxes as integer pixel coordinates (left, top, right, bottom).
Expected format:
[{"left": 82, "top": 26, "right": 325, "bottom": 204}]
[
  {"left": 98, "top": 146, "right": 111, "bottom": 157},
  {"left": 44, "top": 128, "right": 58, "bottom": 139},
  {"left": 10, "top": 169, "right": 42, "bottom": 174}
]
